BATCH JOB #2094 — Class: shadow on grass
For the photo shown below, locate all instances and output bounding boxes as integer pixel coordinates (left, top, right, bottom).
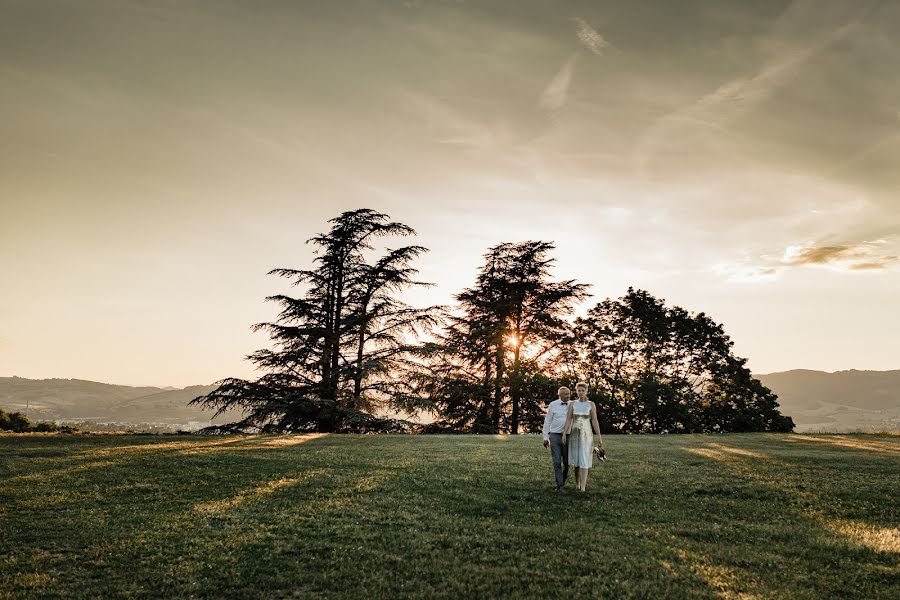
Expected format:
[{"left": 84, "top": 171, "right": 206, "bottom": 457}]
[
  {"left": 673, "top": 439, "right": 898, "bottom": 597},
  {"left": 2, "top": 433, "right": 343, "bottom": 597},
  {"left": 3, "top": 434, "right": 898, "bottom": 598},
  {"left": 1, "top": 436, "right": 253, "bottom": 484},
  {"left": 781, "top": 434, "right": 900, "bottom": 456},
  {"left": 147, "top": 439, "right": 720, "bottom": 598},
  {"left": 1, "top": 434, "right": 336, "bottom": 486},
  {"left": 106, "top": 440, "right": 406, "bottom": 597}
]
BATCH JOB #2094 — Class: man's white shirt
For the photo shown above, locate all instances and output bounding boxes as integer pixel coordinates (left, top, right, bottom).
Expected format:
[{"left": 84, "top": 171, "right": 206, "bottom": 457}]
[{"left": 542, "top": 399, "right": 570, "bottom": 441}]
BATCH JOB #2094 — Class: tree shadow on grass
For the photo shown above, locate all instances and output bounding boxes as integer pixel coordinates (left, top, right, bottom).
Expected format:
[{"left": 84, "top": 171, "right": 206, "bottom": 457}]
[
  {"left": 1, "top": 436, "right": 254, "bottom": 483},
  {"left": 4, "top": 434, "right": 897, "bottom": 598},
  {"left": 100, "top": 447, "right": 406, "bottom": 597},
  {"left": 668, "top": 440, "right": 899, "bottom": 598},
  {"left": 150, "top": 435, "right": 745, "bottom": 598},
  {"left": 2, "top": 434, "right": 340, "bottom": 487},
  {"left": 135, "top": 437, "right": 720, "bottom": 598},
  {"left": 780, "top": 434, "right": 900, "bottom": 457},
  {"left": 1, "top": 434, "right": 339, "bottom": 598}
]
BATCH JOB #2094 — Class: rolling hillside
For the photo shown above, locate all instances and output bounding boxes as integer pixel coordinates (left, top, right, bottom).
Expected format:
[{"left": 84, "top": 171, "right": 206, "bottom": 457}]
[
  {"left": 0, "top": 377, "right": 235, "bottom": 428},
  {"left": 2, "top": 370, "right": 898, "bottom": 432},
  {"left": 758, "top": 369, "right": 900, "bottom": 432}
]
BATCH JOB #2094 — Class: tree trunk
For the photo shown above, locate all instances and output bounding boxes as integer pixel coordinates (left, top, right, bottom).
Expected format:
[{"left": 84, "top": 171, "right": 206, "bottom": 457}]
[
  {"left": 475, "top": 347, "right": 492, "bottom": 431},
  {"left": 321, "top": 271, "right": 336, "bottom": 400},
  {"left": 509, "top": 309, "right": 523, "bottom": 434},
  {"left": 510, "top": 343, "right": 522, "bottom": 434},
  {"left": 492, "top": 343, "right": 504, "bottom": 433},
  {"left": 330, "top": 257, "right": 345, "bottom": 404},
  {"left": 353, "top": 319, "right": 366, "bottom": 405}
]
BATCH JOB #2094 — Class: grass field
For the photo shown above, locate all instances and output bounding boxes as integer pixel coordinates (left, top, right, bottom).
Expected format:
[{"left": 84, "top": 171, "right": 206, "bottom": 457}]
[{"left": 1, "top": 433, "right": 898, "bottom": 599}]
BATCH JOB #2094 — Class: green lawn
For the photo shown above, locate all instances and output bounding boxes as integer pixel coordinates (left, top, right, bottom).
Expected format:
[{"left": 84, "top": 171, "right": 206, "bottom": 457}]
[{"left": 1, "top": 433, "right": 897, "bottom": 599}]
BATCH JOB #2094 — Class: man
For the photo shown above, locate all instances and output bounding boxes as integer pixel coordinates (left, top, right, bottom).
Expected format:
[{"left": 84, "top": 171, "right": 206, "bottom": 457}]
[{"left": 542, "top": 386, "right": 571, "bottom": 491}]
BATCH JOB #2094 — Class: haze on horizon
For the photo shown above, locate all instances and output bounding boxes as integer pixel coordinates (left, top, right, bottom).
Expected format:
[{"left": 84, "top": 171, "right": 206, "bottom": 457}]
[{"left": 2, "top": 0, "right": 899, "bottom": 388}]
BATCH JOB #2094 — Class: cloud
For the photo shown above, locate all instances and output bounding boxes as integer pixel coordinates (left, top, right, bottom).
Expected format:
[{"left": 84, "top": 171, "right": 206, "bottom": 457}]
[
  {"left": 539, "top": 19, "right": 616, "bottom": 118},
  {"left": 783, "top": 244, "right": 868, "bottom": 265},
  {"left": 718, "top": 239, "right": 899, "bottom": 282},
  {"left": 539, "top": 53, "right": 579, "bottom": 112},
  {"left": 850, "top": 259, "right": 897, "bottom": 270},
  {"left": 633, "top": 2, "right": 868, "bottom": 177},
  {"left": 781, "top": 240, "right": 896, "bottom": 269},
  {"left": 399, "top": 90, "right": 489, "bottom": 147},
  {"left": 573, "top": 18, "right": 615, "bottom": 55}
]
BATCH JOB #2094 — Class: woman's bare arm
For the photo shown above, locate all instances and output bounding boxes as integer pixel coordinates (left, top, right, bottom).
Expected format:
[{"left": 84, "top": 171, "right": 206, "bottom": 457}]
[{"left": 590, "top": 402, "right": 602, "bottom": 446}]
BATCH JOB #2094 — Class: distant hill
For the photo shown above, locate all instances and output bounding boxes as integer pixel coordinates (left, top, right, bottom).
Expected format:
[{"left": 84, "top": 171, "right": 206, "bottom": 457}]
[
  {"left": 758, "top": 369, "right": 900, "bottom": 432},
  {"left": 2, "top": 370, "right": 898, "bottom": 433},
  {"left": 0, "top": 377, "right": 238, "bottom": 429}
]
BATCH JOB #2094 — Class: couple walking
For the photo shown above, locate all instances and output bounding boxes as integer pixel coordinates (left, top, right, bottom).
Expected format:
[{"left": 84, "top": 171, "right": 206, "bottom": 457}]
[{"left": 542, "top": 382, "right": 603, "bottom": 492}]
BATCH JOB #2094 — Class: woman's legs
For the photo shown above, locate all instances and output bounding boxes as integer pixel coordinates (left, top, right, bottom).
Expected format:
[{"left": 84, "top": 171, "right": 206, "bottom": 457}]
[{"left": 581, "top": 468, "right": 590, "bottom": 491}]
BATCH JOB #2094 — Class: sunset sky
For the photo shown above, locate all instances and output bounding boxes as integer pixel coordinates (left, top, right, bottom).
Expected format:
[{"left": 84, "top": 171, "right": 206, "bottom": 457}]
[{"left": 2, "top": 0, "right": 899, "bottom": 387}]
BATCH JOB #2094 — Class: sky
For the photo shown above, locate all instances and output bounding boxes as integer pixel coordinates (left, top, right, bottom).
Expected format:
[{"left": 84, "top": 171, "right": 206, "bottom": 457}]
[{"left": 1, "top": 0, "right": 899, "bottom": 387}]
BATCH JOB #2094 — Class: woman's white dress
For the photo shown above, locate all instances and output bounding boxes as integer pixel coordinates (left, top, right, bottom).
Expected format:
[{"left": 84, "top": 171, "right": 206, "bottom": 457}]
[{"left": 568, "top": 400, "right": 594, "bottom": 468}]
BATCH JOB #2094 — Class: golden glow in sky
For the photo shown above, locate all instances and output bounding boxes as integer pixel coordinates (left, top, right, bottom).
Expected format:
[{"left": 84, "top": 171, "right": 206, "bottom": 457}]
[{"left": 1, "top": 0, "right": 898, "bottom": 386}]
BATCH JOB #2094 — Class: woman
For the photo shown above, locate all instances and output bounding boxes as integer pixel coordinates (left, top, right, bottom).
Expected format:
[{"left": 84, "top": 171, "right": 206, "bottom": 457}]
[{"left": 562, "top": 382, "right": 603, "bottom": 492}]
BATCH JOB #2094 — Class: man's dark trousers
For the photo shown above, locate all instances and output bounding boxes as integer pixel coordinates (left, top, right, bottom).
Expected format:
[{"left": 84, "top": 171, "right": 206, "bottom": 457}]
[{"left": 549, "top": 432, "right": 568, "bottom": 488}]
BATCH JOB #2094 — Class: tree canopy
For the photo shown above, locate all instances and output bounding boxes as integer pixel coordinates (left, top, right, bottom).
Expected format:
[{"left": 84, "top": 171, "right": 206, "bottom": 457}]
[
  {"left": 411, "top": 241, "right": 589, "bottom": 433},
  {"left": 193, "top": 209, "right": 793, "bottom": 434},
  {"left": 568, "top": 288, "right": 794, "bottom": 433},
  {"left": 190, "top": 209, "right": 440, "bottom": 433}
]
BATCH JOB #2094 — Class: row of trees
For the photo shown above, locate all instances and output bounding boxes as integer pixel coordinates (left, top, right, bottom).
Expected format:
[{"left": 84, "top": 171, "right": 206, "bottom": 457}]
[
  {"left": 192, "top": 209, "right": 793, "bottom": 434},
  {"left": 565, "top": 290, "right": 792, "bottom": 433},
  {"left": 0, "top": 408, "right": 78, "bottom": 433}
]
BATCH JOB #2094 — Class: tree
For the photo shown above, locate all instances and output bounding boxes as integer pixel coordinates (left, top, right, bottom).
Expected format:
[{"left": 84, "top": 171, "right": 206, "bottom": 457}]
[
  {"left": 413, "top": 241, "right": 589, "bottom": 433},
  {"left": 345, "top": 245, "right": 441, "bottom": 409},
  {"left": 699, "top": 356, "right": 795, "bottom": 432},
  {"left": 0, "top": 409, "right": 32, "bottom": 432},
  {"left": 191, "top": 209, "right": 440, "bottom": 433},
  {"left": 571, "top": 288, "right": 793, "bottom": 433},
  {"left": 0, "top": 409, "right": 73, "bottom": 433}
]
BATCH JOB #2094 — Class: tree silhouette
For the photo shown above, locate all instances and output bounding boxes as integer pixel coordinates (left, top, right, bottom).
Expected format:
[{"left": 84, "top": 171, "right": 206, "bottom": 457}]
[
  {"left": 413, "top": 241, "right": 588, "bottom": 433},
  {"left": 0, "top": 408, "right": 32, "bottom": 432},
  {"left": 571, "top": 288, "right": 793, "bottom": 433},
  {"left": 191, "top": 209, "right": 440, "bottom": 433},
  {"left": 190, "top": 211, "right": 792, "bottom": 435}
]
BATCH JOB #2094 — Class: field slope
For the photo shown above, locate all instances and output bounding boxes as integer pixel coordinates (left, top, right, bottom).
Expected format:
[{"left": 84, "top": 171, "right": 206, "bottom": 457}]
[{"left": 1, "top": 433, "right": 898, "bottom": 599}]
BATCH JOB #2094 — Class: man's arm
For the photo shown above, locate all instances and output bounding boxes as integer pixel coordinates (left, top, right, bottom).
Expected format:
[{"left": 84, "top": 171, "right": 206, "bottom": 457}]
[
  {"left": 542, "top": 402, "right": 553, "bottom": 447},
  {"left": 562, "top": 403, "right": 574, "bottom": 442}
]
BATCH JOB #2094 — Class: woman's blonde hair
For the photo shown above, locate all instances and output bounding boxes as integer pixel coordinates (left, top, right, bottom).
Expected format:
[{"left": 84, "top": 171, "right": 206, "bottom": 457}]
[{"left": 575, "top": 381, "right": 589, "bottom": 391}]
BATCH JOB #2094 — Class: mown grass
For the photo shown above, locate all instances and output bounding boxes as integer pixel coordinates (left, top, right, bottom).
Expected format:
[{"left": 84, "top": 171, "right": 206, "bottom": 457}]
[{"left": 1, "top": 433, "right": 897, "bottom": 599}]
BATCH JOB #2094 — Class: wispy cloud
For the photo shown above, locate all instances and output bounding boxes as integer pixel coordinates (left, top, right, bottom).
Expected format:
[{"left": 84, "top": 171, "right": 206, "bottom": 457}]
[
  {"left": 783, "top": 244, "right": 866, "bottom": 265},
  {"left": 850, "top": 260, "right": 897, "bottom": 270},
  {"left": 539, "top": 53, "right": 579, "bottom": 112},
  {"left": 396, "top": 88, "right": 552, "bottom": 184},
  {"left": 712, "top": 263, "right": 781, "bottom": 283},
  {"left": 696, "top": 23, "right": 857, "bottom": 117},
  {"left": 782, "top": 241, "right": 898, "bottom": 269},
  {"left": 633, "top": 1, "right": 868, "bottom": 176},
  {"left": 539, "top": 18, "right": 615, "bottom": 115},
  {"left": 716, "top": 238, "right": 899, "bottom": 282},
  {"left": 399, "top": 90, "right": 489, "bottom": 148},
  {"left": 573, "top": 17, "right": 616, "bottom": 55}
]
